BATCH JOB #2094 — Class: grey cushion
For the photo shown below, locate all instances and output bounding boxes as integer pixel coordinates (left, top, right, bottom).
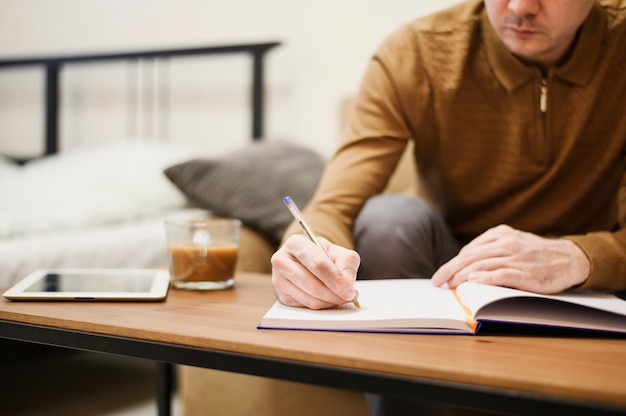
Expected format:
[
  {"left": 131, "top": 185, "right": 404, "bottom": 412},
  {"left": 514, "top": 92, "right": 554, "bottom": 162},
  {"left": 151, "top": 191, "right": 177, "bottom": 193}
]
[{"left": 164, "top": 141, "right": 325, "bottom": 244}]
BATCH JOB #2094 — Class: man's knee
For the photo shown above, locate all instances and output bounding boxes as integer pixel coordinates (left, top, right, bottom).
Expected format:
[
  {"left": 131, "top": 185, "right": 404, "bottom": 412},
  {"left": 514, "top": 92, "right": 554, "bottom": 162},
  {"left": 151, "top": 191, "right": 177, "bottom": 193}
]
[
  {"left": 354, "top": 194, "right": 440, "bottom": 245},
  {"left": 354, "top": 194, "right": 460, "bottom": 279}
]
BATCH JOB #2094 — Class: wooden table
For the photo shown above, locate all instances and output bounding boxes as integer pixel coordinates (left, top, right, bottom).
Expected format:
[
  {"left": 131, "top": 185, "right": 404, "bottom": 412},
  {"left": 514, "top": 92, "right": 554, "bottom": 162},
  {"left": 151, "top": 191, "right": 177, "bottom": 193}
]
[{"left": 1, "top": 272, "right": 625, "bottom": 415}]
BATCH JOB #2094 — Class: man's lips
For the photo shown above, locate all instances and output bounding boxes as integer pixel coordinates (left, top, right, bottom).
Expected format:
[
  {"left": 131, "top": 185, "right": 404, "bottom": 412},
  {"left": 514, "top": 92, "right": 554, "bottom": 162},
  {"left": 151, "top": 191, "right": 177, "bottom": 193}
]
[{"left": 506, "top": 26, "right": 539, "bottom": 38}]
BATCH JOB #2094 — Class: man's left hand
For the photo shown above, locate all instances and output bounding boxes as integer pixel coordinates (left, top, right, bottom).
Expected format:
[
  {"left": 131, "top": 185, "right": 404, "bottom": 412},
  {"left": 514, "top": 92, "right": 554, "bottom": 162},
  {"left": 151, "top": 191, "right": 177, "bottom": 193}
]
[{"left": 431, "top": 225, "right": 590, "bottom": 293}]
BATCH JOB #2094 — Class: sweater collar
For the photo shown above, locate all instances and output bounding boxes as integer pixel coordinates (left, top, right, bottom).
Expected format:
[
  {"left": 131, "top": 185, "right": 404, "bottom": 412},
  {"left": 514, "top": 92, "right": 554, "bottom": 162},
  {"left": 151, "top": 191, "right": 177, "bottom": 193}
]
[{"left": 482, "top": 4, "right": 605, "bottom": 91}]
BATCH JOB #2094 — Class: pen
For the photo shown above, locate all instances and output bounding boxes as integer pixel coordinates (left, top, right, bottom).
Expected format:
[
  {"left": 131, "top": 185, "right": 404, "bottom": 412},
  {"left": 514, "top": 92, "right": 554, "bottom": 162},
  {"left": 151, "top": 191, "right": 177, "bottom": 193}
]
[{"left": 283, "top": 196, "right": 360, "bottom": 309}]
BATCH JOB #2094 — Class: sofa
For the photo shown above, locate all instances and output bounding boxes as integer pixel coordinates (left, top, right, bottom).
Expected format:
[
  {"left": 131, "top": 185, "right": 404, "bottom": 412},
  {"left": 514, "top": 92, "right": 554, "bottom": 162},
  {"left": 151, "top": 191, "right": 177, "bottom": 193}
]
[{"left": 175, "top": 139, "right": 418, "bottom": 416}]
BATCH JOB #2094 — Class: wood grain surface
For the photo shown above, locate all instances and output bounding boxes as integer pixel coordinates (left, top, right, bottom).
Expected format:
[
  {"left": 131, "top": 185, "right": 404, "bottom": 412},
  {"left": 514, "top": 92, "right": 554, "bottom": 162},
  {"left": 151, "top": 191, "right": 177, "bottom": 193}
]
[{"left": 2, "top": 272, "right": 625, "bottom": 409}]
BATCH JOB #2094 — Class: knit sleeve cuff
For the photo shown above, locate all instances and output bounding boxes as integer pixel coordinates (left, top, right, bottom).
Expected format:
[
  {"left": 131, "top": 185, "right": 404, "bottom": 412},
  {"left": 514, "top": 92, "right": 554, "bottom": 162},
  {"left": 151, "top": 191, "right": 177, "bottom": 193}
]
[{"left": 564, "top": 232, "right": 626, "bottom": 292}]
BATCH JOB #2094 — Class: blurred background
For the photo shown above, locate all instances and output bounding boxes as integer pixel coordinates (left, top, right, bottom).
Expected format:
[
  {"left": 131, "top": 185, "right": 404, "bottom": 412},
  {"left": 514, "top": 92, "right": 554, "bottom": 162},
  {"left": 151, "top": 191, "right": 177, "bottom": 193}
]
[{"left": 0, "top": 0, "right": 461, "bottom": 159}]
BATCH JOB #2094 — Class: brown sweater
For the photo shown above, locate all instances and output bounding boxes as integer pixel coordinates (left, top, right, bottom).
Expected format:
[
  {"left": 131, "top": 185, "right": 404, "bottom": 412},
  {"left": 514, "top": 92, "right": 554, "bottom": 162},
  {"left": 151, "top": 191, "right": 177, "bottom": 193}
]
[{"left": 286, "top": 0, "right": 626, "bottom": 291}]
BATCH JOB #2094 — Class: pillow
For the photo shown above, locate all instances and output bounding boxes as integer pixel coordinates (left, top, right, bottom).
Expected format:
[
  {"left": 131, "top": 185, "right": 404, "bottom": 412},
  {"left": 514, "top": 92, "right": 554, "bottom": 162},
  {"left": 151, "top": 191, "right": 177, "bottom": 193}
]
[
  {"left": 164, "top": 141, "right": 326, "bottom": 244},
  {"left": 0, "top": 140, "right": 193, "bottom": 238}
]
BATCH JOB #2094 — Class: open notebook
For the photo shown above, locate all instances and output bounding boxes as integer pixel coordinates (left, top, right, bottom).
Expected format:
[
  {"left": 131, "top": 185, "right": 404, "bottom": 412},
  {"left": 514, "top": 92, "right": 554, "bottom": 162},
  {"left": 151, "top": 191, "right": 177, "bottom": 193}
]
[{"left": 258, "top": 279, "right": 626, "bottom": 335}]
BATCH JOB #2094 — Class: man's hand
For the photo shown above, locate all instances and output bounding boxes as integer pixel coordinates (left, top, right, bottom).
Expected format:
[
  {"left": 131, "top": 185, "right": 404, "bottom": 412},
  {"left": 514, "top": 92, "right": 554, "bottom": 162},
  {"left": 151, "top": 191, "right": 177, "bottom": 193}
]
[
  {"left": 271, "top": 234, "right": 361, "bottom": 309},
  {"left": 431, "top": 225, "right": 590, "bottom": 293}
]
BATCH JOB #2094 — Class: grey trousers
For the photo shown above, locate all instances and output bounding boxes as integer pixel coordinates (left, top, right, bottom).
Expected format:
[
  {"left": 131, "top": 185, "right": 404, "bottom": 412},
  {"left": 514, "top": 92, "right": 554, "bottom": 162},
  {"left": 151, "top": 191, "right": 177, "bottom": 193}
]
[
  {"left": 353, "top": 194, "right": 461, "bottom": 416},
  {"left": 354, "top": 194, "right": 461, "bottom": 281}
]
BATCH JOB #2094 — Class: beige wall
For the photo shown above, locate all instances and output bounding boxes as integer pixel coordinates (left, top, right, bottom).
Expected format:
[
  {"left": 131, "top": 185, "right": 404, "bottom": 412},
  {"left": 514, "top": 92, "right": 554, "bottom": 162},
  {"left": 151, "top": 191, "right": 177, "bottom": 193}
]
[{"left": 0, "top": 0, "right": 462, "bottom": 158}]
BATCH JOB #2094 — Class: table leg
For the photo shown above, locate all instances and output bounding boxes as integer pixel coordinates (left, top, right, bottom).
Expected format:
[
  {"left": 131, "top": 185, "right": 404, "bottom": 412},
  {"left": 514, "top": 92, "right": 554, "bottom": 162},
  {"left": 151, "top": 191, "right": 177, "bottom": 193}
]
[{"left": 157, "top": 362, "right": 174, "bottom": 416}]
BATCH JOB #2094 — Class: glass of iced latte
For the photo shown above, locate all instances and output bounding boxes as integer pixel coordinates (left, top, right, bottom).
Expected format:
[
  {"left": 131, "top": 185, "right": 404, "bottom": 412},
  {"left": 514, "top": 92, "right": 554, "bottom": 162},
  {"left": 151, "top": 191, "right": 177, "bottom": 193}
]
[{"left": 165, "top": 217, "right": 241, "bottom": 290}]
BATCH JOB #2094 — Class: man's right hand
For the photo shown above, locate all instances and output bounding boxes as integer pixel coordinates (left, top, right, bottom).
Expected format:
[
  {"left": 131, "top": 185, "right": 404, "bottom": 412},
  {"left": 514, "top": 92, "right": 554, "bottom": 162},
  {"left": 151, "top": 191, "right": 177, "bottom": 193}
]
[{"left": 270, "top": 234, "right": 360, "bottom": 310}]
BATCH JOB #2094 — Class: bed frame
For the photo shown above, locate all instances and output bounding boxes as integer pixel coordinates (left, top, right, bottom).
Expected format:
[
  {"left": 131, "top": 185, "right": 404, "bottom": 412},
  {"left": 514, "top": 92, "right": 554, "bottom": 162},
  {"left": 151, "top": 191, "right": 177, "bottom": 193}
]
[{"left": 0, "top": 41, "right": 281, "bottom": 160}]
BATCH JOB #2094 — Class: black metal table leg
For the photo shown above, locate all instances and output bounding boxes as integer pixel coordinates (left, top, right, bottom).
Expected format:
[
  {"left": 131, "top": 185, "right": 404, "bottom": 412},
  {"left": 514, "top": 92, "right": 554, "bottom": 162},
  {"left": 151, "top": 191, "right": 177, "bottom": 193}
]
[{"left": 157, "top": 362, "right": 173, "bottom": 416}]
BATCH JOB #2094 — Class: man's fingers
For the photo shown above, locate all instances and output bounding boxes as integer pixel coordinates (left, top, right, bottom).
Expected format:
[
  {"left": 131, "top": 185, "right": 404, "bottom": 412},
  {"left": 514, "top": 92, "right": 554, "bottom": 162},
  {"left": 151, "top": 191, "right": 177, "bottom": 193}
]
[
  {"left": 432, "top": 237, "right": 510, "bottom": 287},
  {"left": 271, "top": 235, "right": 360, "bottom": 308}
]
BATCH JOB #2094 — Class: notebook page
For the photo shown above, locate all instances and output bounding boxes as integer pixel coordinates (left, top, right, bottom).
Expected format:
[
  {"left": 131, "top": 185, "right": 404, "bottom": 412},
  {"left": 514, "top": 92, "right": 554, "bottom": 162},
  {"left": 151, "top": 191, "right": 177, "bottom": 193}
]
[
  {"left": 457, "top": 282, "right": 626, "bottom": 315},
  {"left": 260, "top": 279, "right": 471, "bottom": 332},
  {"left": 454, "top": 282, "right": 533, "bottom": 317}
]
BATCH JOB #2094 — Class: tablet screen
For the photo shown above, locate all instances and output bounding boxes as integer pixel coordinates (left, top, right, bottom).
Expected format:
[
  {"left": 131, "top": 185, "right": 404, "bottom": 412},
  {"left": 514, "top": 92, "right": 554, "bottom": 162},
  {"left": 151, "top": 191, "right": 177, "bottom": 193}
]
[{"left": 23, "top": 272, "right": 156, "bottom": 293}]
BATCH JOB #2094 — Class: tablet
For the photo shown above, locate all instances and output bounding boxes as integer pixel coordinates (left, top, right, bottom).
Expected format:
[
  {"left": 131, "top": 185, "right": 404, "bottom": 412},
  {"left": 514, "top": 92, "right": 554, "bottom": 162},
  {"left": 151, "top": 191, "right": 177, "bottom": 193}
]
[{"left": 3, "top": 268, "right": 171, "bottom": 301}]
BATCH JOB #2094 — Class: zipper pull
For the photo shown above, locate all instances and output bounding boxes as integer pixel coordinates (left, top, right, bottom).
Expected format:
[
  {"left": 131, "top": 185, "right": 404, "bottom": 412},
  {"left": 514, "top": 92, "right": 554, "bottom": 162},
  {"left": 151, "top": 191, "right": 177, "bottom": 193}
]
[{"left": 539, "top": 78, "right": 548, "bottom": 113}]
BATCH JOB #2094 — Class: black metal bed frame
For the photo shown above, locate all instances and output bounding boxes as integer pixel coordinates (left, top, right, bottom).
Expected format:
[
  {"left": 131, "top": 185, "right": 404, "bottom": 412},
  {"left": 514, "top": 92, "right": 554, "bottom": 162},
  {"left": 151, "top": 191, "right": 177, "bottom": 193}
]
[{"left": 0, "top": 41, "right": 281, "bottom": 157}]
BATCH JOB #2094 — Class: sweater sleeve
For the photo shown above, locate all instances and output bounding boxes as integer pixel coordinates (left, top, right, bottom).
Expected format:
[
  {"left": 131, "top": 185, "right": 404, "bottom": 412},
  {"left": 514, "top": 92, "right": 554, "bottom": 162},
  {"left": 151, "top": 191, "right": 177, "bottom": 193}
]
[
  {"left": 566, "top": 230, "right": 626, "bottom": 291},
  {"left": 565, "top": 167, "right": 626, "bottom": 291},
  {"left": 281, "top": 27, "right": 422, "bottom": 247},
  {"left": 281, "top": 134, "right": 409, "bottom": 249}
]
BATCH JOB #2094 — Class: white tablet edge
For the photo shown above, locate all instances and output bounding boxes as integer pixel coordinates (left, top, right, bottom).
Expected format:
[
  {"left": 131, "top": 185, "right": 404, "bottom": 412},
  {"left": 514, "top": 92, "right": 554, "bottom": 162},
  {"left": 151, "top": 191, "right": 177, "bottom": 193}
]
[{"left": 3, "top": 268, "right": 171, "bottom": 301}]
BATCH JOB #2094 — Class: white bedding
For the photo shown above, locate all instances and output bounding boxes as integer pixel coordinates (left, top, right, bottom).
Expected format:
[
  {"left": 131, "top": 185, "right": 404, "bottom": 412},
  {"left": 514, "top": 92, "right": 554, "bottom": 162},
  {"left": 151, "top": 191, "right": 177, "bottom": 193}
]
[
  {"left": 0, "top": 208, "right": 209, "bottom": 288},
  {"left": 0, "top": 140, "right": 195, "bottom": 238},
  {"left": 0, "top": 141, "right": 209, "bottom": 288}
]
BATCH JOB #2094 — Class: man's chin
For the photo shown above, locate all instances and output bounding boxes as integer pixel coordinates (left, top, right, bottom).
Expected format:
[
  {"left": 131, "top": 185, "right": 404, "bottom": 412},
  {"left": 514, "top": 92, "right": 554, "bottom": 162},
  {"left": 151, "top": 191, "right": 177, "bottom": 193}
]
[{"left": 501, "top": 38, "right": 547, "bottom": 66}]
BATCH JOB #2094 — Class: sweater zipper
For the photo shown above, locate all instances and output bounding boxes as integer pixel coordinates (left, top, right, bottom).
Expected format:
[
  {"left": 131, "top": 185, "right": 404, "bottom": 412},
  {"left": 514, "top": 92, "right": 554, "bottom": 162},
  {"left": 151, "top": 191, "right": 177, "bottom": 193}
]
[
  {"left": 539, "top": 77, "right": 548, "bottom": 113},
  {"left": 539, "top": 77, "right": 549, "bottom": 163}
]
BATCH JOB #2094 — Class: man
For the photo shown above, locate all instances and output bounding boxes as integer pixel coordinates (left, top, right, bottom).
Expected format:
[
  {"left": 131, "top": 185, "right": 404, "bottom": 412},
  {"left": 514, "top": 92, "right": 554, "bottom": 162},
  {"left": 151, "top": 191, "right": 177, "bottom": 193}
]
[
  {"left": 273, "top": 0, "right": 625, "bottom": 306},
  {"left": 272, "top": 0, "right": 625, "bottom": 412}
]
